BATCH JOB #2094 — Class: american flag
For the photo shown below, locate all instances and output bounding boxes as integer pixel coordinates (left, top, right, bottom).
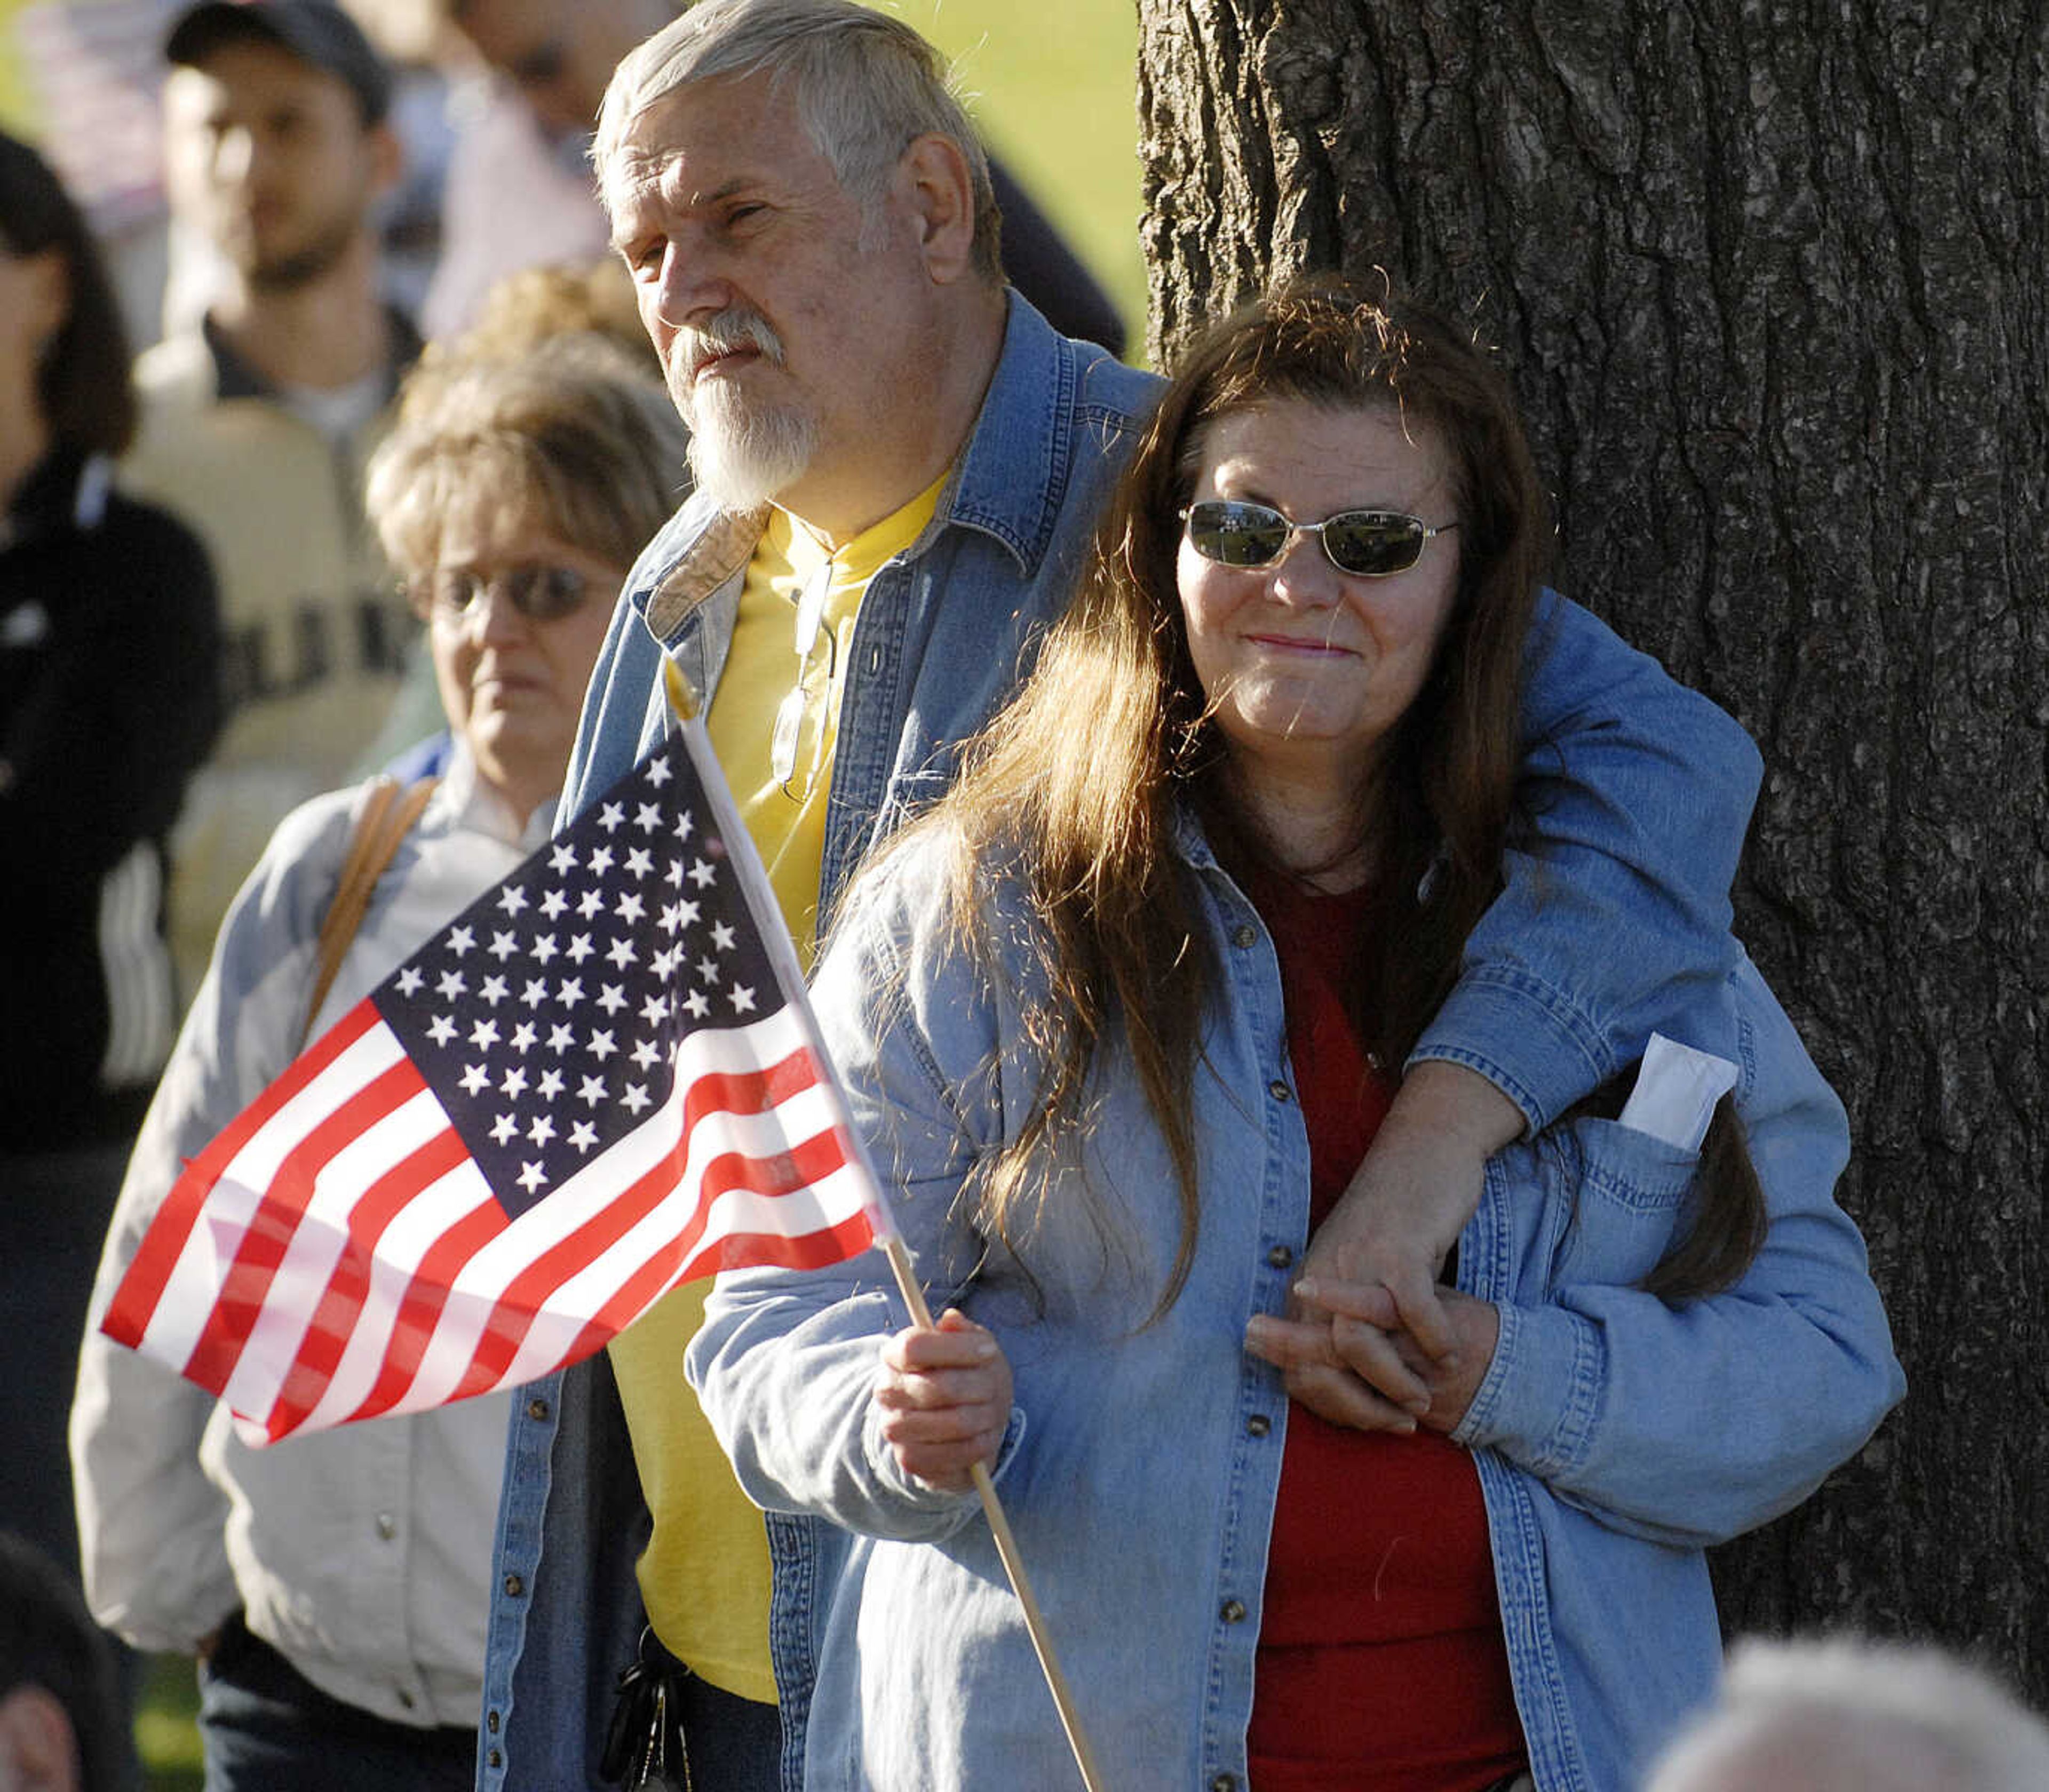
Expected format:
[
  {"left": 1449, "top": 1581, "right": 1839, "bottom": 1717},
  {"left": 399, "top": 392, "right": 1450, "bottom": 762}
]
[{"left": 102, "top": 722, "right": 879, "bottom": 1442}]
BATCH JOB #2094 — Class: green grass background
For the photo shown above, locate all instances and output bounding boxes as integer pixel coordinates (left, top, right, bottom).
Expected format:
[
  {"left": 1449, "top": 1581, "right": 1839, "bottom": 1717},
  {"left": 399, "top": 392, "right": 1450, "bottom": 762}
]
[
  {"left": 136, "top": 1655, "right": 202, "bottom": 1791},
  {"left": 130, "top": 3, "right": 1141, "bottom": 1783},
  {"left": 902, "top": 0, "right": 1147, "bottom": 353}
]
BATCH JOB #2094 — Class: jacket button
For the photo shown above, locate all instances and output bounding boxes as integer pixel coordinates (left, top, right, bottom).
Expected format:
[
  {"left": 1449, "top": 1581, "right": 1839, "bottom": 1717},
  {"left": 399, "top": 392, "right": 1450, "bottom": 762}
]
[
  {"left": 398, "top": 1689, "right": 416, "bottom": 1710},
  {"left": 1246, "top": 1414, "right": 1271, "bottom": 1437},
  {"left": 488, "top": 1749, "right": 503, "bottom": 1770},
  {"left": 526, "top": 1396, "right": 550, "bottom": 1421},
  {"left": 487, "top": 1711, "right": 500, "bottom": 1733},
  {"left": 1266, "top": 1244, "right": 1293, "bottom": 1269},
  {"left": 374, "top": 1511, "right": 396, "bottom": 1540},
  {"left": 1220, "top": 1598, "right": 1247, "bottom": 1623},
  {"left": 1232, "top": 923, "right": 1257, "bottom": 948},
  {"left": 1268, "top": 1079, "right": 1291, "bottom": 1103},
  {"left": 1211, "top": 1775, "right": 1239, "bottom": 1791},
  {"left": 503, "top": 1573, "right": 525, "bottom": 1597}
]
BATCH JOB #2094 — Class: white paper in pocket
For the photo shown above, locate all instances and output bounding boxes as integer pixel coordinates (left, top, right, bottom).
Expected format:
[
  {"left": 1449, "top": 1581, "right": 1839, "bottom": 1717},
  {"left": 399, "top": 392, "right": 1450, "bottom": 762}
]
[{"left": 1617, "top": 1033, "right": 1740, "bottom": 1153}]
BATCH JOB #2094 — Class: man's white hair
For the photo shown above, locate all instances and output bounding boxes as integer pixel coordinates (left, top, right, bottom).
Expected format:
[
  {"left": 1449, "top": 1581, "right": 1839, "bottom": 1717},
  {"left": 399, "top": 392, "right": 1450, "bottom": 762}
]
[
  {"left": 1647, "top": 1636, "right": 2049, "bottom": 1792},
  {"left": 593, "top": 0, "right": 1000, "bottom": 279}
]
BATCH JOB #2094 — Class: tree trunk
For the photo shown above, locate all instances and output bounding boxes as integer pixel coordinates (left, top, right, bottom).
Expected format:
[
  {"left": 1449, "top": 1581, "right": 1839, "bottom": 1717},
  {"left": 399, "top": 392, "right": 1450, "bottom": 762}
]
[{"left": 1138, "top": 0, "right": 2049, "bottom": 1698}]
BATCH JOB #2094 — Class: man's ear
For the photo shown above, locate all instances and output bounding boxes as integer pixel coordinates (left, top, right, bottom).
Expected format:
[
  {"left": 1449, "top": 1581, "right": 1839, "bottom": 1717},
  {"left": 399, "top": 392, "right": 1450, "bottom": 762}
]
[
  {"left": 897, "top": 133, "right": 979, "bottom": 285},
  {"left": 0, "top": 1684, "right": 82, "bottom": 1792}
]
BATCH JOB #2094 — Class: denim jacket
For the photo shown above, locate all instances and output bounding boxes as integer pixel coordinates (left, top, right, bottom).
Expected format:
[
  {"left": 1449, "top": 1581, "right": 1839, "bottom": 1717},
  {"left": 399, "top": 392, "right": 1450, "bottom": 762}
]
[
  {"left": 478, "top": 293, "right": 1768, "bottom": 1790},
  {"left": 687, "top": 821, "right": 1904, "bottom": 1792}
]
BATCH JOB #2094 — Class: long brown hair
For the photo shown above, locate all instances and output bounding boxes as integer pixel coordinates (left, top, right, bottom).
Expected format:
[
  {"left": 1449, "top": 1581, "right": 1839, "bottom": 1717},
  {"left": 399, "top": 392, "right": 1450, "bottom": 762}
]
[{"left": 885, "top": 278, "right": 1754, "bottom": 1309}]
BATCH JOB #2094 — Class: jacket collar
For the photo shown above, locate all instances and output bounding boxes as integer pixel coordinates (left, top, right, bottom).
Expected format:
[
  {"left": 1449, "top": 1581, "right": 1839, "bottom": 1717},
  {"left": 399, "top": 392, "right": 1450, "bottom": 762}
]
[
  {"left": 200, "top": 306, "right": 425, "bottom": 405},
  {"left": 936, "top": 289, "right": 1075, "bottom": 576},
  {"left": 1170, "top": 802, "right": 1222, "bottom": 874}
]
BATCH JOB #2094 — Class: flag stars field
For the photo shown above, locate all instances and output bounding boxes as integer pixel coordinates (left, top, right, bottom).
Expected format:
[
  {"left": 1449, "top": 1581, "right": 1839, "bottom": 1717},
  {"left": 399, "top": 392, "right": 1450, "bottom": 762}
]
[{"left": 371, "top": 759, "right": 761, "bottom": 1206}]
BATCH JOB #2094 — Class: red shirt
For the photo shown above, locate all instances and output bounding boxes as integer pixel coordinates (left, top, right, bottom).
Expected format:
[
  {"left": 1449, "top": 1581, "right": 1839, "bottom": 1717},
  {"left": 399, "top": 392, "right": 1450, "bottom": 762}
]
[{"left": 1246, "top": 875, "right": 1525, "bottom": 1792}]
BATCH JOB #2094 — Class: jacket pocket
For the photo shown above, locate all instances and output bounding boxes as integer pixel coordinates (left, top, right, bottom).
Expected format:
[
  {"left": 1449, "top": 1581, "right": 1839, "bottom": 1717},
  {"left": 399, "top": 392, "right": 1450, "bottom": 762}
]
[{"left": 1547, "top": 1116, "right": 1701, "bottom": 1289}]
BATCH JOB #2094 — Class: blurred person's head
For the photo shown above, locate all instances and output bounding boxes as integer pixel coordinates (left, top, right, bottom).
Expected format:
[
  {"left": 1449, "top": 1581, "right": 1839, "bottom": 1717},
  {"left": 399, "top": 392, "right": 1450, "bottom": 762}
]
[
  {"left": 366, "top": 332, "right": 686, "bottom": 820},
  {"left": 591, "top": 0, "right": 1005, "bottom": 531},
  {"left": 447, "top": 0, "right": 674, "bottom": 142},
  {"left": 454, "top": 258, "right": 657, "bottom": 375},
  {"left": 0, "top": 132, "right": 138, "bottom": 486},
  {"left": 162, "top": 0, "right": 402, "bottom": 294},
  {"left": 1647, "top": 1636, "right": 2049, "bottom": 1792},
  {"left": 0, "top": 1534, "right": 125, "bottom": 1792}
]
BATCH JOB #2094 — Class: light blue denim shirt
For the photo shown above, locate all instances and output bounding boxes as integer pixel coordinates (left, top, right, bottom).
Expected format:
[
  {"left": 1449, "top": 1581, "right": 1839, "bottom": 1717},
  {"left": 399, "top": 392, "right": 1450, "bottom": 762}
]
[
  {"left": 687, "top": 820, "right": 1904, "bottom": 1792},
  {"left": 478, "top": 293, "right": 1771, "bottom": 1790}
]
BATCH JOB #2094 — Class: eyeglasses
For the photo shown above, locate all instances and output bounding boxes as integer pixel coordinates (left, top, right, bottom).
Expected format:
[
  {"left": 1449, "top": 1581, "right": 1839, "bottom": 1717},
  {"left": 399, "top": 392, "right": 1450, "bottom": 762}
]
[
  {"left": 1180, "top": 499, "right": 1457, "bottom": 578},
  {"left": 410, "top": 564, "right": 597, "bottom": 625}
]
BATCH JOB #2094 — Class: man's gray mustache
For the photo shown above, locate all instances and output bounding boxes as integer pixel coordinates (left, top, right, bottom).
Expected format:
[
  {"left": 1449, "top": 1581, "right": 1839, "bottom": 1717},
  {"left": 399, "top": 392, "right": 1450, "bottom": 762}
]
[{"left": 680, "top": 311, "right": 785, "bottom": 380}]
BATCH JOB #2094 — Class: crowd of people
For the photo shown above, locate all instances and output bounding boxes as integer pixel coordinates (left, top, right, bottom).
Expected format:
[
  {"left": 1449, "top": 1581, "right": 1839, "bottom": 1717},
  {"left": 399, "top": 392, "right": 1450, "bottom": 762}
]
[{"left": 0, "top": 0, "right": 2032, "bottom": 1789}]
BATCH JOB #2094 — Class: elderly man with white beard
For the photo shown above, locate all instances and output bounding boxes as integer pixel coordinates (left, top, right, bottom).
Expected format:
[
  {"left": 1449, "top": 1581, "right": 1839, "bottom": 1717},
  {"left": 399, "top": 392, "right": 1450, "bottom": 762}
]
[{"left": 474, "top": 4, "right": 1770, "bottom": 1789}]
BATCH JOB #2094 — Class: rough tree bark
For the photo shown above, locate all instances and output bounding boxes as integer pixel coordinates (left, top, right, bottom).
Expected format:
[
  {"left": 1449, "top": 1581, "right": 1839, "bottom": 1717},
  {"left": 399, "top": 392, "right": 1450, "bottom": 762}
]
[{"left": 1137, "top": 0, "right": 2049, "bottom": 1699}]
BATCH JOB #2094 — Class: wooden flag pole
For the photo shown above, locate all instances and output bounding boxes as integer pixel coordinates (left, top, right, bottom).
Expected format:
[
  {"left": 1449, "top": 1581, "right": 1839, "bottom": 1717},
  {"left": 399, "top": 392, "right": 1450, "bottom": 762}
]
[
  {"left": 878, "top": 1232, "right": 1110, "bottom": 1792},
  {"left": 658, "top": 668, "right": 1108, "bottom": 1789}
]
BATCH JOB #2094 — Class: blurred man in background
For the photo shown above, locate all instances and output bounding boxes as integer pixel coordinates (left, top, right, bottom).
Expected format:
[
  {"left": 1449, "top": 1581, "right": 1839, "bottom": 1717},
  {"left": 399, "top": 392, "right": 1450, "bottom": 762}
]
[
  {"left": 125, "top": 0, "right": 420, "bottom": 1000},
  {"left": 426, "top": 0, "right": 1127, "bottom": 353}
]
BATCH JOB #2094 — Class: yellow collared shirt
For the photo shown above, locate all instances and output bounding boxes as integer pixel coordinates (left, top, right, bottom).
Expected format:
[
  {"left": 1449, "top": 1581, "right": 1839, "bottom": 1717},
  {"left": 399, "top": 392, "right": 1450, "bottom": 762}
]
[{"left": 606, "top": 471, "right": 946, "bottom": 1702}]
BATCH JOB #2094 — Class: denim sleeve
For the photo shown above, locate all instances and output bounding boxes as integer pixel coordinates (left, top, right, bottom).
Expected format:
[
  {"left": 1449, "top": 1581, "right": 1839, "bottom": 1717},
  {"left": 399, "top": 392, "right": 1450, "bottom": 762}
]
[
  {"left": 1452, "top": 961, "right": 1906, "bottom": 1547},
  {"left": 687, "top": 855, "right": 1018, "bottom": 1544},
  {"left": 1411, "top": 592, "right": 1763, "bottom": 1132}
]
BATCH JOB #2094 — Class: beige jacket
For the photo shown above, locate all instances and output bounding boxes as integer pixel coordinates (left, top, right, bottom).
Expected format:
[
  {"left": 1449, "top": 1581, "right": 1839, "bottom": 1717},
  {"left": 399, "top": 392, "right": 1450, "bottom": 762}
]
[
  {"left": 72, "top": 748, "right": 537, "bottom": 1727},
  {"left": 122, "top": 320, "right": 422, "bottom": 1002}
]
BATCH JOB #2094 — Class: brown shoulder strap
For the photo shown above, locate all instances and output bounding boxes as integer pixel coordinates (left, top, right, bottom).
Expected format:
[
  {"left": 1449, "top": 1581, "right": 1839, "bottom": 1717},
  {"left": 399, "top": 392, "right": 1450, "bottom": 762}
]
[{"left": 299, "top": 775, "right": 441, "bottom": 1050}]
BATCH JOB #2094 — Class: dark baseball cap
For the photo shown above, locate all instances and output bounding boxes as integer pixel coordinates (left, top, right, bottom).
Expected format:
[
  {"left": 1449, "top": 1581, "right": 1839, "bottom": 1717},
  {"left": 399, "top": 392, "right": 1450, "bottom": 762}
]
[{"left": 165, "top": 0, "right": 393, "bottom": 124}]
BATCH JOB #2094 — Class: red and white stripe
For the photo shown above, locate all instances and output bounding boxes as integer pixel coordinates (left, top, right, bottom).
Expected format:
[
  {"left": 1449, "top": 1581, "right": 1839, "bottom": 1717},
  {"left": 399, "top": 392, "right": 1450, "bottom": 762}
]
[{"left": 104, "top": 999, "right": 876, "bottom": 1442}]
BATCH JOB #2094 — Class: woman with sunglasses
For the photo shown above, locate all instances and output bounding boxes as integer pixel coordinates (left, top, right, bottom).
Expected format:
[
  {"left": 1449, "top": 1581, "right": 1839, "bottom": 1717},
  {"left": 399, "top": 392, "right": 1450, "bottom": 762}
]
[
  {"left": 688, "top": 281, "right": 1903, "bottom": 1792},
  {"left": 74, "top": 328, "right": 686, "bottom": 1792}
]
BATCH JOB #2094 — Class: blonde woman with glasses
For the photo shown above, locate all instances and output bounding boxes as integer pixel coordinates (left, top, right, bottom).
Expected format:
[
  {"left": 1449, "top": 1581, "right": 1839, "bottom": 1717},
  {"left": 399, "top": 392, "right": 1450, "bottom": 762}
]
[{"left": 74, "top": 329, "right": 684, "bottom": 1792}]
